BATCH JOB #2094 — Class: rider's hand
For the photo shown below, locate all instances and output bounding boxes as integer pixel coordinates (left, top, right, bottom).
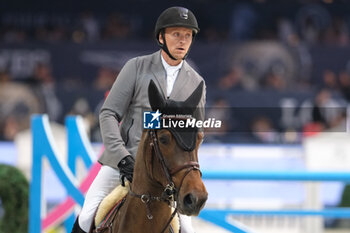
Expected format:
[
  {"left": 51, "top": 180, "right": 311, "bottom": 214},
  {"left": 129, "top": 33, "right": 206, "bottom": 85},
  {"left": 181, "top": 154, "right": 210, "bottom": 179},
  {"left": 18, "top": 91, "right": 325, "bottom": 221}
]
[{"left": 117, "top": 155, "right": 135, "bottom": 186}]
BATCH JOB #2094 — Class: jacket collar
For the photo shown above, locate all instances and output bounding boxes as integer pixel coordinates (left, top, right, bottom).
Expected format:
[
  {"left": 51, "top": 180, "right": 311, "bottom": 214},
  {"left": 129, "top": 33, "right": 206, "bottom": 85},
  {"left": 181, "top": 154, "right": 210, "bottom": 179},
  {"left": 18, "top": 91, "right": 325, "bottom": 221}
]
[{"left": 151, "top": 50, "right": 191, "bottom": 100}]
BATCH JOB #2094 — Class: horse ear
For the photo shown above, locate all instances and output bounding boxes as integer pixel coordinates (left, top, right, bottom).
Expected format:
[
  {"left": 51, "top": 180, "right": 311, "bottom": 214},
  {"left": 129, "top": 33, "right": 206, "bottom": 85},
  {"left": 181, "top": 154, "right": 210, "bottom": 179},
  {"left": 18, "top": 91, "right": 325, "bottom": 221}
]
[
  {"left": 184, "top": 81, "right": 204, "bottom": 112},
  {"left": 148, "top": 80, "right": 166, "bottom": 111}
]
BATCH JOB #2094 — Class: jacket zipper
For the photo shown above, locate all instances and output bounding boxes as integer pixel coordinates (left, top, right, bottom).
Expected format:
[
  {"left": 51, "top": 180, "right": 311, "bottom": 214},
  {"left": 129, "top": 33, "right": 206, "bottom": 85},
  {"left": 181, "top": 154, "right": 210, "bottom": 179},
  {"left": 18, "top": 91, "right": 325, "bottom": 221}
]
[{"left": 125, "top": 118, "right": 134, "bottom": 146}]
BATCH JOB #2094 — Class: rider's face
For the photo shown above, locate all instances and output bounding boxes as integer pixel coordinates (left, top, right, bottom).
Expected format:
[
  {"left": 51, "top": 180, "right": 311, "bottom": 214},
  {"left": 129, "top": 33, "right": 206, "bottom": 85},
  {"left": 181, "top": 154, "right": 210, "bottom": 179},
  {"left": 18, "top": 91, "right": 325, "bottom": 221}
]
[{"left": 159, "top": 27, "right": 193, "bottom": 62}]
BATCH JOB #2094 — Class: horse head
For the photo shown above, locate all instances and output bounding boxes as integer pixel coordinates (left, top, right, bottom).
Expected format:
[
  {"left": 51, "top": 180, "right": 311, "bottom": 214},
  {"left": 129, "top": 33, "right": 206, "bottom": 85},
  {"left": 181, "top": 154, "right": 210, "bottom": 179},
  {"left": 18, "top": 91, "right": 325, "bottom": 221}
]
[{"left": 143, "top": 80, "right": 208, "bottom": 216}]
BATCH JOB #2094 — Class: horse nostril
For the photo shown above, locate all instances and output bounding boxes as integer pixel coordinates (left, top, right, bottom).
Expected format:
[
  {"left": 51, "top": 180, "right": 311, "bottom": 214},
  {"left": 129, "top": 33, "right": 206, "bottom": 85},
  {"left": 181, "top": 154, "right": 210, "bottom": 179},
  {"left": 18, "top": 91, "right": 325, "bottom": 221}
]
[
  {"left": 198, "top": 196, "right": 207, "bottom": 210},
  {"left": 184, "top": 193, "right": 196, "bottom": 209}
]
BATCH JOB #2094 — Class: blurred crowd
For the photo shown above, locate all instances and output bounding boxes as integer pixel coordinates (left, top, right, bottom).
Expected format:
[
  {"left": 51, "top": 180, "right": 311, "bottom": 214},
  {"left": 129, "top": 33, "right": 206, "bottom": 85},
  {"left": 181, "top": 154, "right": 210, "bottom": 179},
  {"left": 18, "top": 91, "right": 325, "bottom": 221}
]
[
  {"left": 0, "top": 11, "right": 134, "bottom": 43},
  {"left": 1, "top": 1, "right": 350, "bottom": 44},
  {"left": 0, "top": 63, "right": 116, "bottom": 142},
  {"left": 1, "top": 0, "right": 350, "bottom": 143}
]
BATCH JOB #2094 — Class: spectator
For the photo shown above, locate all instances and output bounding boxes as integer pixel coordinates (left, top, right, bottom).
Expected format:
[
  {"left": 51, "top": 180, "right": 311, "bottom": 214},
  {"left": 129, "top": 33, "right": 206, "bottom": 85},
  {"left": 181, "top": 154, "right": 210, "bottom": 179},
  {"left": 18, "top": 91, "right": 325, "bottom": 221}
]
[
  {"left": 250, "top": 116, "right": 280, "bottom": 143},
  {"left": 92, "top": 67, "right": 118, "bottom": 91},
  {"left": 2, "top": 27, "right": 27, "bottom": 43},
  {"left": 68, "top": 97, "right": 96, "bottom": 138},
  {"left": 312, "top": 88, "right": 343, "bottom": 128},
  {"left": 277, "top": 17, "right": 299, "bottom": 46},
  {"left": 323, "top": 17, "right": 349, "bottom": 46},
  {"left": 26, "top": 63, "right": 63, "bottom": 122},
  {"left": 101, "top": 13, "right": 131, "bottom": 40},
  {"left": 339, "top": 70, "right": 350, "bottom": 102},
  {"left": 296, "top": 4, "right": 331, "bottom": 45},
  {"left": 322, "top": 69, "right": 338, "bottom": 90},
  {"left": 217, "top": 66, "right": 243, "bottom": 90},
  {"left": 2, "top": 104, "right": 30, "bottom": 141},
  {"left": 79, "top": 11, "right": 100, "bottom": 42},
  {"left": 260, "top": 69, "right": 286, "bottom": 90},
  {"left": 205, "top": 98, "right": 234, "bottom": 143},
  {"left": 0, "top": 71, "right": 10, "bottom": 84},
  {"left": 327, "top": 110, "right": 347, "bottom": 132},
  {"left": 229, "top": 3, "right": 257, "bottom": 41},
  {"left": 302, "top": 88, "right": 345, "bottom": 136},
  {"left": 0, "top": 71, "right": 41, "bottom": 140}
]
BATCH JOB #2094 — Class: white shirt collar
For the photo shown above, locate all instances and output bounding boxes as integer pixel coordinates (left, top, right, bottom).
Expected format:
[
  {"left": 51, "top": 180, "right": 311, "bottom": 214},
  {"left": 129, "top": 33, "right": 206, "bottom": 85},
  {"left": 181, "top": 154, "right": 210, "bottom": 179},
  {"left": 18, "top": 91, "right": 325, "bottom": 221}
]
[
  {"left": 161, "top": 54, "right": 183, "bottom": 75},
  {"left": 161, "top": 53, "right": 184, "bottom": 97}
]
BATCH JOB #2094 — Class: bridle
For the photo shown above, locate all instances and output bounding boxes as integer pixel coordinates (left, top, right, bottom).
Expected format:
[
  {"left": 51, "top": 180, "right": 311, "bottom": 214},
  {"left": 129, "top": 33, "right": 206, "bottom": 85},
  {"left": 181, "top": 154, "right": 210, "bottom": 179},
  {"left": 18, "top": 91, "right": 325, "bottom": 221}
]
[{"left": 129, "top": 128, "right": 201, "bottom": 233}]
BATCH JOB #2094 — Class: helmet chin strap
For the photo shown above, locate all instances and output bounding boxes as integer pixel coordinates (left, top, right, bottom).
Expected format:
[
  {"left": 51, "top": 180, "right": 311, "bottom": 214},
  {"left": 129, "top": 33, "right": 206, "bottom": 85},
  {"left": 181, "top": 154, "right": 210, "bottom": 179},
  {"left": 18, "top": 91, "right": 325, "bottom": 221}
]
[
  {"left": 159, "top": 30, "right": 194, "bottom": 61},
  {"left": 160, "top": 30, "right": 177, "bottom": 61}
]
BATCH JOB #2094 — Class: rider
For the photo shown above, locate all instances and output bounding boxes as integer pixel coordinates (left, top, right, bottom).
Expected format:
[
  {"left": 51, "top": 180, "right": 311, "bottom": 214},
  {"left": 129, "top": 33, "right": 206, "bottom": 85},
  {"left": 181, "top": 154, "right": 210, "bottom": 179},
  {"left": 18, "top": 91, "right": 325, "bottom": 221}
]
[{"left": 71, "top": 6, "right": 206, "bottom": 233}]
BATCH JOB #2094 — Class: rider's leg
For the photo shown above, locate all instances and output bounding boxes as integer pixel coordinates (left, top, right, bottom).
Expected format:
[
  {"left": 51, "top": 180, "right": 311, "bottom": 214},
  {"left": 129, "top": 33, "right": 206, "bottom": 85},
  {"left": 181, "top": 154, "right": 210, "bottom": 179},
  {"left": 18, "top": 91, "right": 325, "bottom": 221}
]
[
  {"left": 179, "top": 214, "right": 195, "bottom": 233},
  {"left": 71, "top": 217, "right": 86, "bottom": 233},
  {"left": 77, "top": 165, "right": 120, "bottom": 232}
]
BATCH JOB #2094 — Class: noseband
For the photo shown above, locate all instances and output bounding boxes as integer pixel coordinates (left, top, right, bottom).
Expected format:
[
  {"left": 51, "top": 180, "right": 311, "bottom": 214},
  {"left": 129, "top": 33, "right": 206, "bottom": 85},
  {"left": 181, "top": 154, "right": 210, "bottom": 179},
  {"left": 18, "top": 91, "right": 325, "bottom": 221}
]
[{"left": 129, "top": 129, "right": 201, "bottom": 233}]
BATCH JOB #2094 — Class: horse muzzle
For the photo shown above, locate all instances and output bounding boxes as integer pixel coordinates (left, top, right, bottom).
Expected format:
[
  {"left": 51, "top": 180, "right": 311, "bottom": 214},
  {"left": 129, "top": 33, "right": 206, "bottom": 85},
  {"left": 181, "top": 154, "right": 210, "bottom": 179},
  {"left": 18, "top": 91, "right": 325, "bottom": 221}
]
[{"left": 178, "top": 190, "right": 208, "bottom": 216}]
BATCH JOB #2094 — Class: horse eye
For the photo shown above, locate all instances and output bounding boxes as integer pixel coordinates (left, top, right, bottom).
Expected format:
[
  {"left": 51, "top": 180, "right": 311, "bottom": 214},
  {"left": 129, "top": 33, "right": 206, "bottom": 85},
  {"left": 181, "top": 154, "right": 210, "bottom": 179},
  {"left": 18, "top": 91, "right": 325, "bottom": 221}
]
[{"left": 159, "top": 135, "right": 169, "bottom": 145}]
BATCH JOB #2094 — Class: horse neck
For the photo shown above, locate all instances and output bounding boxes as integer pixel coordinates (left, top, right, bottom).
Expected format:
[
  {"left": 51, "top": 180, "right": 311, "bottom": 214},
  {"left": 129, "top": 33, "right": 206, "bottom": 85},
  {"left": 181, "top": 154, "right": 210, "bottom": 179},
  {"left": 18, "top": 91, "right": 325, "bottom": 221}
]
[
  {"left": 120, "top": 132, "right": 173, "bottom": 232},
  {"left": 131, "top": 131, "right": 164, "bottom": 197}
]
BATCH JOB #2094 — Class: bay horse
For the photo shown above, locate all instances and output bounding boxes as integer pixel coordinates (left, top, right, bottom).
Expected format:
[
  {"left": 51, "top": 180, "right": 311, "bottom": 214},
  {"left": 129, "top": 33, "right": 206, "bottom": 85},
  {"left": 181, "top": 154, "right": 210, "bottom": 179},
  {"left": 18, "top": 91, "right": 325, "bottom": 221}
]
[{"left": 97, "top": 80, "right": 208, "bottom": 233}]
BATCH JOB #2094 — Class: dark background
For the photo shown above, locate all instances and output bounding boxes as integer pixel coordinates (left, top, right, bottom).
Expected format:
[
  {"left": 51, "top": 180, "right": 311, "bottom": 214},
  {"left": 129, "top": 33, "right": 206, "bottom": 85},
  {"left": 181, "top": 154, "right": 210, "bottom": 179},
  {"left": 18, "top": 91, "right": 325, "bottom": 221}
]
[{"left": 1, "top": 0, "right": 350, "bottom": 143}]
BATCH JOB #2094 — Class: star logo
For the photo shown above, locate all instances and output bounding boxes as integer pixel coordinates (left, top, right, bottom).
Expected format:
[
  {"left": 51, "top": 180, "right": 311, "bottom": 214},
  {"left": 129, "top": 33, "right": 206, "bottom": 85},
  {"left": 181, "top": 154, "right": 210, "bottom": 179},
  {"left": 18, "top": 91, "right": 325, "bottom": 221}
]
[
  {"left": 143, "top": 110, "right": 162, "bottom": 129},
  {"left": 151, "top": 110, "right": 162, "bottom": 122}
]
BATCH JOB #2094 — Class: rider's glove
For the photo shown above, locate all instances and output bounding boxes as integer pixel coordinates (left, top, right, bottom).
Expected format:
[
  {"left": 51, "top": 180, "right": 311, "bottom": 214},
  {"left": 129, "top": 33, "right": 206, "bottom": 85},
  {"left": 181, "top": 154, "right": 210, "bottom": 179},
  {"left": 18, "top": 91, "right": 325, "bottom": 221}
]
[{"left": 117, "top": 155, "right": 135, "bottom": 186}]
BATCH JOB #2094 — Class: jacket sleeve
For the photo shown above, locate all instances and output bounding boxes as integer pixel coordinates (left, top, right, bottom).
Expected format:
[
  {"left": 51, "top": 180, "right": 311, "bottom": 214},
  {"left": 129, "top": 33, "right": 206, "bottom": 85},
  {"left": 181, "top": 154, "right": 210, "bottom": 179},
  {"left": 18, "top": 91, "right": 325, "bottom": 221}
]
[
  {"left": 99, "top": 58, "right": 137, "bottom": 166},
  {"left": 193, "top": 81, "right": 206, "bottom": 130}
]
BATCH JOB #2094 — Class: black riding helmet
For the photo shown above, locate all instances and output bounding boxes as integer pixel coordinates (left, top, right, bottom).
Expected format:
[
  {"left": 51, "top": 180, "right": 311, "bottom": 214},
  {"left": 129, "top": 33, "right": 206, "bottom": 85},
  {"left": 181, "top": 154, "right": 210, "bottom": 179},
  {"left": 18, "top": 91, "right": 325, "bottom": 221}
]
[{"left": 155, "top": 7, "right": 200, "bottom": 60}]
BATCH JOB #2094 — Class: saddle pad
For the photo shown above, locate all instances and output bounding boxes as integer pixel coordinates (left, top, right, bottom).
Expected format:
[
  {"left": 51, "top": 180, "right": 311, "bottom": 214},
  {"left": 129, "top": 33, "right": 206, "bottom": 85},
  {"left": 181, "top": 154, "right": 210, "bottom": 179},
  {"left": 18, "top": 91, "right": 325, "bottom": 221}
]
[
  {"left": 169, "top": 209, "right": 179, "bottom": 233},
  {"left": 94, "top": 202, "right": 178, "bottom": 233},
  {"left": 94, "top": 198, "right": 125, "bottom": 233},
  {"left": 95, "top": 182, "right": 129, "bottom": 226}
]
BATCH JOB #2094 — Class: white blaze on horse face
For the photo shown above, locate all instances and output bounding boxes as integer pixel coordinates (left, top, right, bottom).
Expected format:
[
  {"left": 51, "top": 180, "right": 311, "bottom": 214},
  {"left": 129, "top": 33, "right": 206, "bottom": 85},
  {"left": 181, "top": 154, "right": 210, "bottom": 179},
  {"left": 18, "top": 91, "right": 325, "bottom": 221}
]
[{"left": 161, "top": 133, "right": 207, "bottom": 216}]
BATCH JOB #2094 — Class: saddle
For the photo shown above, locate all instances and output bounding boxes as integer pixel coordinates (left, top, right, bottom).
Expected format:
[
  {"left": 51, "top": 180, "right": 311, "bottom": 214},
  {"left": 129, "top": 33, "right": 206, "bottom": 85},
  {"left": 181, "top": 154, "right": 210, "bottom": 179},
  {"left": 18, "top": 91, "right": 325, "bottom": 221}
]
[
  {"left": 90, "top": 182, "right": 129, "bottom": 233},
  {"left": 92, "top": 198, "right": 126, "bottom": 233},
  {"left": 89, "top": 181, "right": 180, "bottom": 233}
]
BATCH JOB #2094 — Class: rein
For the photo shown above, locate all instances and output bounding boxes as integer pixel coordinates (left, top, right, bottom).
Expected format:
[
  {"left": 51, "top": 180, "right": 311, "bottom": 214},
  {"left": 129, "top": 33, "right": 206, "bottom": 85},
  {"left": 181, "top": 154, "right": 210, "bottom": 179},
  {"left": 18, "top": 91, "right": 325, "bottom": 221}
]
[{"left": 129, "top": 129, "right": 201, "bottom": 233}]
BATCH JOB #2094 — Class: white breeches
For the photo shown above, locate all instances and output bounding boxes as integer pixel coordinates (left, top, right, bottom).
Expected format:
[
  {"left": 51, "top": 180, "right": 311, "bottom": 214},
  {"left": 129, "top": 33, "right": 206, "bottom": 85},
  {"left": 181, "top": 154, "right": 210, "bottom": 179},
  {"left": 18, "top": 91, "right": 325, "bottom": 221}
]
[
  {"left": 79, "top": 165, "right": 120, "bottom": 232},
  {"left": 78, "top": 165, "right": 194, "bottom": 233}
]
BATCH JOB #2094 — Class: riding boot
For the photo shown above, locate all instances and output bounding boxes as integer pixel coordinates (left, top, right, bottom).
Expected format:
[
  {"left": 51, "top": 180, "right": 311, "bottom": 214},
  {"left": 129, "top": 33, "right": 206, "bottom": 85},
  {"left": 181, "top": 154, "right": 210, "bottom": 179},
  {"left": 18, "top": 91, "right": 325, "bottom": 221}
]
[{"left": 71, "top": 217, "right": 87, "bottom": 233}]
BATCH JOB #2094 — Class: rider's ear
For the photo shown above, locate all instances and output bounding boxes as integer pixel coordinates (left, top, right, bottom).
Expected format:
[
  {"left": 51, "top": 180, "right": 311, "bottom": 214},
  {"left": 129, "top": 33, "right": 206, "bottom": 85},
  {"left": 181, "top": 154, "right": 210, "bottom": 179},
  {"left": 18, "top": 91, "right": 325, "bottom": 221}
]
[
  {"left": 148, "top": 80, "right": 166, "bottom": 111},
  {"left": 159, "top": 33, "right": 164, "bottom": 44}
]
